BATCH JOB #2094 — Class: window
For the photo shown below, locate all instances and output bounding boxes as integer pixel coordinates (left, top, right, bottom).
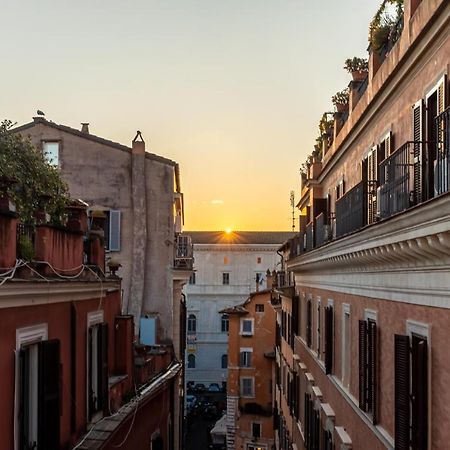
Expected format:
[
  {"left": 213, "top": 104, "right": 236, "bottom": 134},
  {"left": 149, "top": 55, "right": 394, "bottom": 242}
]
[
  {"left": 257, "top": 257, "right": 262, "bottom": 264},
  {"left": 324, "top": 304, "right": 334, "bottom": 375},
  {"left": 42, "top": 141, "right": 60, "bottom": 167},
  {"left": 16, "top": 324, "right": 60, "bottom": 450},
  {"left": 240, "top": 318, "right": 254, "bottom": 336},
  {"left": 255, "top": 304, "right": 264, "bottom": 313},
  {"left": 189, "top": 273, "right": 196, "bottom": 284},
  {"left": 342, "top": 304, "right": 351, "bottom": 388},
  {"left": 187, "top": 354, "right": 196, "bottom": 368},
  {"left": 221, "top": 354, "right": 228, "bottom": 369},
  {"left": 221, "top": 314, "right": 229, "bottom": 332},
  {"left": 306, "top": 298, "right": 312, "bottom": 348},
  {"left": 359, "top": 313, "right": 378, "bottom": 421},
  {"left": 223, "top": 257, "right": 229, "bottom": 265},
  {"left": 317, "top": 298, "right": 321, "bottom": 357},
  {"left": 395, "top": 322, "right": 429, "bottom": 450},
  {"left": 251, "top": 422, "right": 261, "bottom": 438},
  {"left": 222, "top": 272, "right": 230, "bottom": 285},
  {"left": 239, "top": 348, "right": 253, "bottom": 367},
  {"left": 240, "top": 377, "right": 254, "bottom": 397},
  {"left": 256, "top": 272, "right": 263, "bottom": 286},
  {"left": 187, "top": 314, "right": 196, "bottom": 334},
  {"left": 90, "top": 210, "right": 121, "bottom": 252},
  {"left": 87, "top": 322, "right": 109, "bottom": 421}
]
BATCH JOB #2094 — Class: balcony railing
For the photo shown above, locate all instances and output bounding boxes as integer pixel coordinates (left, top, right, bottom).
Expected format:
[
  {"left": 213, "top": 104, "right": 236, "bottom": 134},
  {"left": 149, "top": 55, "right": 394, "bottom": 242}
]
[
  {"left": 305, "top": 221, "right": 314, "bottom": 251},
  {"left": 314, "top": 212, "right": 331, "bottom": 247},
  {"left": 335, "top": 181, "right": 367, "bottom": 238},
  {"left": 174, "top": 234, "right": 194, "bottom": 270},
  {"left": 435, "top": 107, "right": 450, "bottom": 196}
]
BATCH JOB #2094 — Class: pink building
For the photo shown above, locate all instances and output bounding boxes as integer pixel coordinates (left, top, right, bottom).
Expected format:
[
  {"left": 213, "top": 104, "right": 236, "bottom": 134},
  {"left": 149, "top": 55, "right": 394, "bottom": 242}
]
[{"left": 275, "top": 1, "right": 450, "bottom": 449}]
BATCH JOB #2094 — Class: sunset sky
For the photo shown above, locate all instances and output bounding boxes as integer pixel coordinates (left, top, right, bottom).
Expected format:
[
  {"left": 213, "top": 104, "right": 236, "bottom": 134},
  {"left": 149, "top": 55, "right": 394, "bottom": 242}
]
[{"left": 2, "top": 0, "right": 378, "bottom": 231}]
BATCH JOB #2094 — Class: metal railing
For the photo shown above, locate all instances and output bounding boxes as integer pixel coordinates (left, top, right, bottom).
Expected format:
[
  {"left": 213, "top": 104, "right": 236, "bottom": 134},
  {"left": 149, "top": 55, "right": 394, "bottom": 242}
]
[
  {"left": 16, "top": 223, "right": 35, "bottom": 259},
  {"left": 174, "top": 234, "right": 194, "bottom": 270},
  {"left": 435, "top": 108, "right": 450, "bottom": 196},
  {"left": 305, "top": 221, "right": 314, "bottom": 251},
  {"left": 379, "top": 141, "right": 418, "bottom": 218},
  {"left": 315, "top": 212, "right": 331, "bottom": 247},
  {"left": 335, "top": 181, "right": 367, "bottom": 238}
]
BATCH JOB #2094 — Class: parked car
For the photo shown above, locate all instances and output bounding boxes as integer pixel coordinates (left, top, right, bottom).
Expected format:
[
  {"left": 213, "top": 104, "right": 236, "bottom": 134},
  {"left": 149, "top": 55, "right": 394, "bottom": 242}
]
[
  {"left": 194, "top": 383, "right": 206, "bottom": 392},
  {"left": 208, "top": 383, "right": 221, "bottom": 392},
  {"left": 186, "top": 395, "right": 196, "bottom": 412},
  {"left": 186, "top": 381, "right": 195, "bottom": 393}
]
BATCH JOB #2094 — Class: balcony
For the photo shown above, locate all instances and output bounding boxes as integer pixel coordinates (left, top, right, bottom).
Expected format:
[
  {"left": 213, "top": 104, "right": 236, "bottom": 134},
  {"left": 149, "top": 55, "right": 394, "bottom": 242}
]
[
  {"left": 239, "top": 402, "right": 272, "bottom": 417},
  {"left": 335, "top": 181, "right": 367, "bottom": 238},
  {"left": 435, "top": 107, "right": 450, "bottom": 196},
  {"left": 174, "top": 234, "right": 194, "bottom": 270}
]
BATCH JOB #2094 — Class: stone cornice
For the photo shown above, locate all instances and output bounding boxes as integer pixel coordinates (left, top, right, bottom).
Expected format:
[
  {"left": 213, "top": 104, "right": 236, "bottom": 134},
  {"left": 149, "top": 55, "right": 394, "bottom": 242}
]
[
  {"left": 288, "top": 194, "right": 450, "bottom": 273},
  {"left": 0, "top": 280, "right": 120, "bottom": 308},
  {"left": 194, "top": 244, "right": 280, "bottom": 252}
]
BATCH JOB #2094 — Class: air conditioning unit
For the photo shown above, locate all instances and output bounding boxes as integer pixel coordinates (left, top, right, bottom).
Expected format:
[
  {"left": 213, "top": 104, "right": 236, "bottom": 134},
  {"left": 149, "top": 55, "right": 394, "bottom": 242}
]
[{"left": 434, "top": 156, "right": 450, "bottom": 196}]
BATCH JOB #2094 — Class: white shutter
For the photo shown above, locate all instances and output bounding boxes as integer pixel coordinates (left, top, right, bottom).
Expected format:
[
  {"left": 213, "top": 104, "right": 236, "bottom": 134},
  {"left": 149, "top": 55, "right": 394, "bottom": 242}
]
[
  {"left": 109, "top": 210, "right": 121, "bottom": 251},
  {"left": 413, "top": 101, "right": 423, "bottom": 204}
]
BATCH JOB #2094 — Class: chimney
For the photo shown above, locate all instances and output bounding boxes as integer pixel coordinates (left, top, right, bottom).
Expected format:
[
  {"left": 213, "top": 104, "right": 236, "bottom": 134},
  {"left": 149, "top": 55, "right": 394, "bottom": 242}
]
[
  {"left": 132, "top": 131, "right": 145, "bottom": 154},
  {"left": 81, "top": 123, "right": 90, "bottom": 134},
  {"left": 266, "top": 269, "right": 275, "bottom": 290}
]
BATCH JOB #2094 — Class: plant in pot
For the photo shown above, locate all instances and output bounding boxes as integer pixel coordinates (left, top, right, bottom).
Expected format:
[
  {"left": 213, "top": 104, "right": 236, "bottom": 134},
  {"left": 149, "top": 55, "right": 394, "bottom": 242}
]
[
  {"left": 332, "top": 89, "right": 349, "bottom": 113},
  {"left": 344, "top": 57, "right": 368, "bottom": 81}
]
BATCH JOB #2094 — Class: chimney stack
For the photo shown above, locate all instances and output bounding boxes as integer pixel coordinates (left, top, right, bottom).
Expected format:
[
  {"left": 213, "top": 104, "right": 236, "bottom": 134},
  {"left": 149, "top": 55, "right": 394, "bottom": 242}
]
[
  {"left": 132, "top": 131, "right": 145, "bottom": 154},
  {"left": 81, "top": 123, "right": 90, "bottom": 134}
]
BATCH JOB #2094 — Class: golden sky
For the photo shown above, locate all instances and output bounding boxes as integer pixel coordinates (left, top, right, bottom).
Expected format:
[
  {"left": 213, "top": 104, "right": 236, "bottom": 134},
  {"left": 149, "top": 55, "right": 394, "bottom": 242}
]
[{"left": 1, "top": 0, "right": 378, "bottom": 231}]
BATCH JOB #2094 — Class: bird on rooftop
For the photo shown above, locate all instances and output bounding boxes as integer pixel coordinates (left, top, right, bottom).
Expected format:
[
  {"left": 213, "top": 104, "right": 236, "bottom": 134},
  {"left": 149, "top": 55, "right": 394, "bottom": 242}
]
[{"left": 36, "top": 110, "right": 45, "bottom": 116}]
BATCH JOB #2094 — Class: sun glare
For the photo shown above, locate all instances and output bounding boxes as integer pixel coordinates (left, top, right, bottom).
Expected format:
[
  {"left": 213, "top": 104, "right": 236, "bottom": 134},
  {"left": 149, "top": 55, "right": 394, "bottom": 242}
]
[{"left": 225, "top": 228, "right": 232, "bottom": 234}]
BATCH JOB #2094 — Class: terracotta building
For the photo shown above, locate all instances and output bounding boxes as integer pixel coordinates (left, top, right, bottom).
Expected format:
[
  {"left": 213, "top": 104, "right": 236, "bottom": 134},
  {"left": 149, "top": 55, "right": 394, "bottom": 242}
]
[
  {"left": 0, "top": 201, "right": 180, "bottom": 450},
  {"left": 223, "top": 285, "right": 277, "bottom": 450},
  {"left": 276, "top": 1, "right": 450, "bottom": 450},
  {"left": 13, "top": 118, "right": 193, "bottom": 449}
]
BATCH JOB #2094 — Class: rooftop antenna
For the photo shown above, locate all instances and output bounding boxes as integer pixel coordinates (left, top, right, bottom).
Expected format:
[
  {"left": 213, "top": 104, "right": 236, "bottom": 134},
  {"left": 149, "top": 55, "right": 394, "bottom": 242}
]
[{"left": 290, "top": 190, "right": 295, "bottom": 232}]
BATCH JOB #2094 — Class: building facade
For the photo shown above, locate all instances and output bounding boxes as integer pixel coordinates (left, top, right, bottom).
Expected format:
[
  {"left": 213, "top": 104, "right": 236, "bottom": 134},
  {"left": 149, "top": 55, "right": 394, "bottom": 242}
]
[
  {"left": 276, "top": 1, "right": 450, "bottom": 449},
  {"left": 13, "top": 118, "right": 193, "bottom": 450},
  {"left": 184, "top": 231, "right": 294, "bottom": 388},
  {"left": 0, "top": 202, "right": 180, "bottom": 450},
  {"left": 223, "top": 288, "right": 277, "bottom": 450}
]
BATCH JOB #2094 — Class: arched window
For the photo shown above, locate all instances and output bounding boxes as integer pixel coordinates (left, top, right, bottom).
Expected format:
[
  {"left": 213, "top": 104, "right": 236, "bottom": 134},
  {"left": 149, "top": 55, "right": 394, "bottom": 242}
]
[
  {"left": 188, "top": 354, "right": 196, "bottom": 368},
  {"left": 221, "top": 314, "right": 229, "bottom": 332},
  {"left": 187, "top": 314, "right": 196, "bottom": 334},
  {"left": 221, "top": 354, "right": 228, "bottom": 369}
]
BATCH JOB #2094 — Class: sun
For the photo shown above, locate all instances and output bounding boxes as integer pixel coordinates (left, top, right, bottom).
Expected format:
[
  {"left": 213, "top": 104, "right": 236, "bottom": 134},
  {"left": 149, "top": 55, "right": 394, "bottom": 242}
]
[{"left": 225, "top": 228, "right": 233, "bottom": 234}]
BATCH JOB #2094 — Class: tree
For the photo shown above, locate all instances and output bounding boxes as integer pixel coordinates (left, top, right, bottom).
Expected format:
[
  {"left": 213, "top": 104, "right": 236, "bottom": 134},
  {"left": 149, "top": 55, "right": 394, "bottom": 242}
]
[{"left": 0, "top": 120, "right": 69, "bottom": 223}]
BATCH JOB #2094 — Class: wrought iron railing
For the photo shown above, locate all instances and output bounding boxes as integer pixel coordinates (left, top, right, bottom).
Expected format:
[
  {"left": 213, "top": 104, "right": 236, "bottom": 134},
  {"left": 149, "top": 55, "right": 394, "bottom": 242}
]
[
  {"left": 174, "top": 234, "right": 194, "bottom": 270},
  {"left": 315, "top": 212, "right": 331, "bottom": 247},
  {"left": 289, "top": 233, "right": 304, "bottom": 259},
  {"left": 335, "top": 181, "right": 367, "bottom": 238},
  {"left": 379, "top": 141, "right": 419, "bottom": 219},
  {"left": 435, "top": 108, "right": 450, "bottom": 196},
  {"left": 305, "top": 221, "right": 314, "bottom": 251},
  {"left": 16, "top": 223, "right": 35, "bottom": 259}
]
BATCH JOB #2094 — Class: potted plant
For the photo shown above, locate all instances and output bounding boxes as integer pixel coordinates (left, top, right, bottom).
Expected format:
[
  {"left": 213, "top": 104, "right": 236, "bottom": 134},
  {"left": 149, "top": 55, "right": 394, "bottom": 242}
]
[
  {"left": 319, "top": 113, "right": 334, "bottom": 136},
  {"left": 332, "top": 89, "right": 350, "bottom": 113},
  {"left": 344, "top": 57, "right": 369, "bottom": 81}
]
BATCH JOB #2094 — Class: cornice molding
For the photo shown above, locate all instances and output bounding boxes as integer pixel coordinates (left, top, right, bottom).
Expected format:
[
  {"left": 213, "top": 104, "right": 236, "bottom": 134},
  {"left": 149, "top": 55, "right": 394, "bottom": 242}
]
[
  {"left": 194, "top": 244, "right": 281, "bottom": 252},
  {"left": 0, "top": 280, "right": 120, "bottom": 308}
]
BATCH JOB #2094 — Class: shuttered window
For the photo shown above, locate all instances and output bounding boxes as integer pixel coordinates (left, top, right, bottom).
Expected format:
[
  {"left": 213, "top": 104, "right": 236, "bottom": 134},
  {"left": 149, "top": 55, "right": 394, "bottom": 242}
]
[
  {"left": 88, "top": 323, "right": 109, "bottom": 420},
  {"left": 324, "top": 306, "right": 334, "bottom": 374},
  {"left": 358, "top": 319, "right": 378, "bottom": 422},
  {"left": 367, "top": 146, "right": 378, "bottom": 224},
  {"left": 239, "top": 349, "right": 252, "bottom": 368},
  {"left": 108, "top": 210, "right": 121, "bottom": 251},
  {"left": 395, "top": 333, "right": 428, "bottom": 450},
  {"left": 19, "top": 339, "right": 61, "bottom": 450},
  {"left": 292, "top": 295, "right": 299, "bottom": 337},
  {"left": 306, "top": 299, "right": 312, "bottom": 348},
  {"left": 412, "top": 101, "right": 424, "bottom": 205}
]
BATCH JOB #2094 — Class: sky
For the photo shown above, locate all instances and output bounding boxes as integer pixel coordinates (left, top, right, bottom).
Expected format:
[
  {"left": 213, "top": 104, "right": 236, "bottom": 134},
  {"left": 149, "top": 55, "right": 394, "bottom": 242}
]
[{"left": 1, "top": 0, "right": 378, "bottom": 231}]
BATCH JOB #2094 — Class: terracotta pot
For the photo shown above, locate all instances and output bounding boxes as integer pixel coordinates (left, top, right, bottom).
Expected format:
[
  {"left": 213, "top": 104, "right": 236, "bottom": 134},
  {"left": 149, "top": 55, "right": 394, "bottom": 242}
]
[
  {"left": 335, "top": 103, "right": 348, "bottom": 114},
  {"left": 352, "top": 70, "right": 368, "bottom": 82}
]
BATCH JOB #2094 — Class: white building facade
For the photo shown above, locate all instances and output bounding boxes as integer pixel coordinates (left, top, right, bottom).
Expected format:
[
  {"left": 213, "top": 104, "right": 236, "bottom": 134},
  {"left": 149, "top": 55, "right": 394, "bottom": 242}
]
[{"left": 185, "top": 231, "right": 294, "bottom": 387}]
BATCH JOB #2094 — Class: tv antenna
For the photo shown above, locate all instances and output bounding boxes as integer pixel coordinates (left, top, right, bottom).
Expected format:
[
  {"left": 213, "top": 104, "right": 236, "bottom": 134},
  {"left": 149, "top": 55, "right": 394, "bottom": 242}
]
[{"left": 290, "top": 191, "right": 295, "bottom": 232}]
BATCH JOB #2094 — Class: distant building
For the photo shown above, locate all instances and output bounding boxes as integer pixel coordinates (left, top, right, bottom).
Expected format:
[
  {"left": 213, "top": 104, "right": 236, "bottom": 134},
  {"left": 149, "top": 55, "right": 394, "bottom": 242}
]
[
  {"left": 222, "top": 286, "right": 277, "bottom": 450},
  {"left": 184, "top": 231, "right": 294, "bottom": 388},
  {"left": 275, "top": 1, "right": 450, "bottom": 449},
  {"left": 13, "top": 118, "right": 193, "bottom": 450}
]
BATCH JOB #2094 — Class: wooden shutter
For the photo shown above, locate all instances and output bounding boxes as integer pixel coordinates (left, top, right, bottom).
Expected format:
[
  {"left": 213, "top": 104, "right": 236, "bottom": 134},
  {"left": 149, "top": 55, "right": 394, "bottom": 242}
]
[
  {"left": 19, "top": 347, "right": 31, "bottom": 450},
  {"left": 304, "top": 393, "right": 311, "bottom": 449},
  {"left": 368, "top": 320, "right": 378, "bottom": 424},
  {"left": 292, "top": 295, "right": 299, "bottom": 336},
  {"left": 413, "top": 101, "right": 424, "bottom": 205},
  {"left": 367, "top": 147, "right": 378, "bottom": 223},
  {"left": 306, "top": 300, "right": 312, "bottom": 348},
  {"left": 109, "top": 210, "right": 121, "bottom": 251},
  {"left": 97, "top": 323, "right": 109, "bottom": 414},
  {"left": 38, "top": 339, "right": 61, "bottom": 450},
  {"left": 411, "top": 336, "right": 428, "bottom": 450},
  {"left": 358, "top": 320, "right": 368, "bottom": 412},
  {"left": 324, "top": 306, "right": 333, "bottom": 375},
  {"left": 395, "top": 334, "right": 411, "bottom": 450},
  {"left": 437, "top": 75, "right": 447, "bottom": 115}
]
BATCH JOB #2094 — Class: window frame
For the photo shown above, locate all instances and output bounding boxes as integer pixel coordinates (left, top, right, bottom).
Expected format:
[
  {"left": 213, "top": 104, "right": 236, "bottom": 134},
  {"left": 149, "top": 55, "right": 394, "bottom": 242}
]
[
  {"left": 221, "top": 354, "right": 228, "bottom": 369},
  {"left": 341, "top": 304, "right": 351, "bottom": 389},
  {"left": 240, "top": 318, "right": 254, "bottom": 336},
  {"left": 239, "top": 348, "right": 253, "bottom": 368},
  {"left": 222, "top": 272, "right": 230, "bottom": 285},
  {"left": 221, "top": 314, "right": 229, "bottom": 333},
  {"left": 240, "top": 376, "right": 255, "bottom": 398},
  {"left": 187, "top": 314, "right": 197, "bottom": 334},
  {"left": 187, "top": 353, "right": 196, "bottom": 369},
  {"left": 42, "top": 140, "right": 61, "bottom": 167}
]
